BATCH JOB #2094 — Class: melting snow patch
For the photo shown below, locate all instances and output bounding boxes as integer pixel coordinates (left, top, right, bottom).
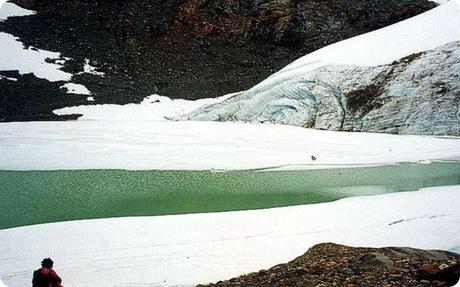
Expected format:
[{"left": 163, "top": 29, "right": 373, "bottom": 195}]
[
  {"left": 81, "top": 58, "right": 105, "bottom": 76},
  {"left": 0, "top": 2, "right": 35, "bottom": 21},
  {"left": 0, "top": 3, "right": 76, "bottom": 82},
  {"left": 0, "top": 32, "right": 72, "bottom": 81},
  {"left": 0, "top": 75, "right": 17, "bottom": 81},
  {"left": 60, "top": 83, "right": 91, "bottom": 95},
  {"left": 54, "top": 93, "right": 234, "bottom": 120},
  {"left": 0, "top": 3, "right": 71, "bottom": 81},
  {"left": 87, "top": 96, "right": 95, "bottom": 102}
]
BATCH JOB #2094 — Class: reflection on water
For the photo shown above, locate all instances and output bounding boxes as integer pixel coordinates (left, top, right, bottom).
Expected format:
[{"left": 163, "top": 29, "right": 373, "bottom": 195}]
[{"left": 0, "top": 162, "right": 459, "bottom": 229}]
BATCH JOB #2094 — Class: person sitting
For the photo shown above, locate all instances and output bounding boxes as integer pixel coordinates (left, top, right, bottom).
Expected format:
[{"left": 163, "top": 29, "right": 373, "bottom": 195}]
[{"left": 32, "top": 258, "right": 62, "bottom": 287}]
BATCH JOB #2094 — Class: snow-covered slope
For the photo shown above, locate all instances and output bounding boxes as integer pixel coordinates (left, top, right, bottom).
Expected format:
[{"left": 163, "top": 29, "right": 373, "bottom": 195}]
[
  {"left": 1, "top": 120, "right": 459, "bottom": 171},
  {"left": 185, "top": 2, "right": 460, "bottom": 135},
  {"left": 431, "top": 0, "right": 450, "bottom": 4},
  {"left": 1, "top": 185, "right": 459, "bottom": 287},
  {"left": 255, "top": 1, "right": 460, "bottom": 91}
]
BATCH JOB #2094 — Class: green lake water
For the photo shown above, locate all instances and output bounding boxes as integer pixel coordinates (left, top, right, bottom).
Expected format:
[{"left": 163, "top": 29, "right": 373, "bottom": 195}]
[{"left": 1, "top": 162, "right": 459, "bottom": 229}]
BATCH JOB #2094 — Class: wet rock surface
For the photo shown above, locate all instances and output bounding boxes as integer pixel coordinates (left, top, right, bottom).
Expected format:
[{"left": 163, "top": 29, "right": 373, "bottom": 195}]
[
  {"left": 198, "top": 243, "right": 460, "bottom": 287},
  {"left": 0, "top": 0, "right": 436, "bottom": 121},
  {"left": 186, "top": 41, "right": 460, "bottom": 135}
]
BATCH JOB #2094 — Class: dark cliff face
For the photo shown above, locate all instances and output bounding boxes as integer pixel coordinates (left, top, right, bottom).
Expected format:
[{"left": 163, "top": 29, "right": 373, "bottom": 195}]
[{"left": 0, "top": 0, "right": 436, "bottom": 121}]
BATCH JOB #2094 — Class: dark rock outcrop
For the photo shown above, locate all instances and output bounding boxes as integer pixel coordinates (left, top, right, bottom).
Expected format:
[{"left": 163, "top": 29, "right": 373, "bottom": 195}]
[
  {"left": 198, "top": 243, "right": 460, "bottom": 287},
  {"left": 0, "top": 71, "right": 84, "bottom": 121},
  {"left": 0, "top": 0, "right": 436, "bottom": 121}
]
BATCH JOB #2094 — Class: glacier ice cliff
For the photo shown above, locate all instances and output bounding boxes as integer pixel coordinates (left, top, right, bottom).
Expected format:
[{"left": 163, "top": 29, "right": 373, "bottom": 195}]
[{"left": 185, "top": 41, "right": 460, "bottom": 135}]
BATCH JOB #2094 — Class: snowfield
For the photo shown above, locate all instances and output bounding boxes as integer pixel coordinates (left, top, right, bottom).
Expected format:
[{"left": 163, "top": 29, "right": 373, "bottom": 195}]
[
  {"left": 1, "top": 185, "right": 459, "bottom": 287},
  {"left": 0, "top": 120, "right": 459, "bottom": 171}
]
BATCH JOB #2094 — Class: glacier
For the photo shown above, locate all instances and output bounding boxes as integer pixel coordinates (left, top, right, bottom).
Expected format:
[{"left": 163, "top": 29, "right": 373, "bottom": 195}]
[
  {"left": 186, "top": 41, "right": 460, "bottom": 135},
  {"left": 184, "top": 2, "right": 460, "bottom": 135}
]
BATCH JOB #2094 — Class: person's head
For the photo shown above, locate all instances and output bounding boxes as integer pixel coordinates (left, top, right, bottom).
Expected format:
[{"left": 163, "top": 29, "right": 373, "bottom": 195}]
[{"left": 41, "top": 258, "right": 54, "bottom": 268}]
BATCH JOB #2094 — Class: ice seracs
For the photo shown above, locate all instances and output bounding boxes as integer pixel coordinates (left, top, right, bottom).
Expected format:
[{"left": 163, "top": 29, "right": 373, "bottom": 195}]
[
  {"left": 186, "top": 41, "right": 460, "bottom": 135},
  {"left": 184, "top": 2, "right": 460, "bottom": 136}
]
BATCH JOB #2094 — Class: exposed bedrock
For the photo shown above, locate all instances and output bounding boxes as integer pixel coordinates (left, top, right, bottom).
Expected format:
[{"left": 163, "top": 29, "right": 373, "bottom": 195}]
[{"left": 186, "top": 41, "right": 460, "bottom": 135}]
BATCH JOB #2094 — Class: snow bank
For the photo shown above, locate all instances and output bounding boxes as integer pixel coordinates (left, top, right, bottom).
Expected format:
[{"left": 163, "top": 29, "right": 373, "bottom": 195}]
[
  {"left": 0, "top": 120, "right": 458, "bottom": 171},
  {"left": 1, "top": 185, "right": 459, "bottom": 287},
  {"left": 54, "top": 93, "right": 234, "bottom": 121}
]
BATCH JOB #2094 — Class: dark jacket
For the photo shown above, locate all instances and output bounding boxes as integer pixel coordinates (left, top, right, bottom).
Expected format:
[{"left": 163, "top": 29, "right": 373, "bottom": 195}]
[{"left": 32, "top": 267, "right": 62, "bottom": 287}]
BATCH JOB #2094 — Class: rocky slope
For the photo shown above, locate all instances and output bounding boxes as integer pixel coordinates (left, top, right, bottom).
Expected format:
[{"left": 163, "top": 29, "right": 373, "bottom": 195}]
[
  {"left": 198, "top": 243, "right": 460, "bottom": 287},
  {"left": 0, "top": 0, "right": 437, "bottom": 121},
  {"left": 185, "top": 41, "right": 460, "bottom": 135}
]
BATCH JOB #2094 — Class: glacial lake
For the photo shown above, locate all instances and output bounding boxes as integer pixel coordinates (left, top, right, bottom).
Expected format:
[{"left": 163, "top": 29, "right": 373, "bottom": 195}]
[{"left": 1, "top": 161, "right": 459, "bottom": 229}]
